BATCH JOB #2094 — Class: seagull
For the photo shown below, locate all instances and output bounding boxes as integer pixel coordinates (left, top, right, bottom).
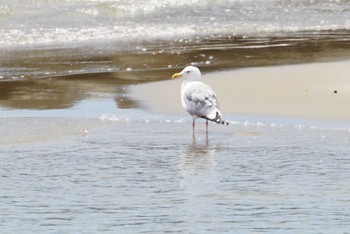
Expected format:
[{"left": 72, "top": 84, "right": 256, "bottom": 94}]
[{"left": 172, "top": 66, "right": 229, "bottom": 132}]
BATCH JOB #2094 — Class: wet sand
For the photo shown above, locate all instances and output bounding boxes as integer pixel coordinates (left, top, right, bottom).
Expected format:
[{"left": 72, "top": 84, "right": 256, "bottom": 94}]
[
  {"left": 2, "top": 32, "right": 350, "bottom": 113},
  {"left": 130, "top": 59, "right": 350, "bottom": 121},
  {"left": 2, "top": 33, "right": 350, "bottom": 233},
  {"left": 2, "top": 0, "right": 350, "bottom": 230}
]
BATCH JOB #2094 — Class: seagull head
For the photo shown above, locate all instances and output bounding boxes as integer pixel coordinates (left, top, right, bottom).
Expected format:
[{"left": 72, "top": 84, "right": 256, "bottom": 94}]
[{"left": 172, "top": 66, "right": 201, "bottom": 81}]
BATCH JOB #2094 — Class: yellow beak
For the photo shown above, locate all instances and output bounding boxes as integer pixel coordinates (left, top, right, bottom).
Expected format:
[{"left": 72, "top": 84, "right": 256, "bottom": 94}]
[{"left": 172, "top": 72, "right": 182, "bottom": 79}]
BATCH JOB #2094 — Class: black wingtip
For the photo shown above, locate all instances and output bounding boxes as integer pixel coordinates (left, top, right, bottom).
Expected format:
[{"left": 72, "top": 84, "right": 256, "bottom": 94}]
[
  {"left": 201, "top": 112, "right": 229, "bottom": 126},
  {"left": 221, "top": 120, "right": 229, "bottom": 126},
  {"left": 216, "top": 112, "right": 229, "bottom": 126}
]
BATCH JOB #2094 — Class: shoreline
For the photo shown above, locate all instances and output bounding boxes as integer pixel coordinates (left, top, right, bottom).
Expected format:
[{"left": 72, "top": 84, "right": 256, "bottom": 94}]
[
  {"left": 129, "top": 59, "right": 350, "bottom": 121},
  {"left": 2, "top": 30, "right": 350, "bottom": 82},
  {"left": 2, "top": 32, "right": 350, "bottom": 115}
]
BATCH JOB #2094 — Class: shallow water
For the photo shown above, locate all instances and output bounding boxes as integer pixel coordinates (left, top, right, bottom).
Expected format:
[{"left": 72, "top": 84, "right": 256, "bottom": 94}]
[
  {"left": 2, "top": 0, "right": 350, "bottom": 48},
  {"left": 2, "top": 0, "right": 350, "bottom": 81},
  {"left": 2, "top": 31, "right": 350, "bottom": 81},
  {"left": 1, "top": 33, "right": 350, "bottom": 114},
  {"left": 1, "top": 1, "right": 350, "bottom": 232},
  {"left": 1, "top": 117, "right": 350, "bottom": 233}
]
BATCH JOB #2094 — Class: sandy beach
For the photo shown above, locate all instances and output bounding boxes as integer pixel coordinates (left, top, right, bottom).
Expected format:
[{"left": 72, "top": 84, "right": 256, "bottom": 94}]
[
  {"left": 2, "top": 1, "right": 350, "bottom": 231},
  {"left": 130, "top": 59, "right": 350, "bottom": 121}
]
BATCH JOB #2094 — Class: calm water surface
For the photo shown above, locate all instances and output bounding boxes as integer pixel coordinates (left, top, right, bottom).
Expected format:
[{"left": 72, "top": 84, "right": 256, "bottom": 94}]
[
  {"left": 1, "top": 0, "right": 350, "bottom": 232},
  {"left": 1, "top": 117, "right": 350, "bottom": 233}
]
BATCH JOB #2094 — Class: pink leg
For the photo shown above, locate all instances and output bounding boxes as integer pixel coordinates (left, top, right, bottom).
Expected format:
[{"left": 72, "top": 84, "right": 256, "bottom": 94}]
[{"left": 192, "top": 119, "right": 195, "bottom": 132}]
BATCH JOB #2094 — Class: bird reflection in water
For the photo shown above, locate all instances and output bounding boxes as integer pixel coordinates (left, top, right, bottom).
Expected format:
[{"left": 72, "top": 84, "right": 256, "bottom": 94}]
[
  {"left": 178, "top": 132, "right": 219, "bottom": 176},
  {"left": 178, "top": 133, "right": 221, "bottom": 220}
]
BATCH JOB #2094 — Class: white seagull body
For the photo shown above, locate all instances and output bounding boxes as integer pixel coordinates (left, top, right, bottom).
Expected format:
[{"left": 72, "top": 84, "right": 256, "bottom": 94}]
[{"left": 172, "top": 66, "right": 229, "bottom": 132}]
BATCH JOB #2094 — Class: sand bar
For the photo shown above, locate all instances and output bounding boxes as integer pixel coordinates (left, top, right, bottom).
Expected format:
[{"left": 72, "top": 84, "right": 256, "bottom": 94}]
[{"left": 130, "top": 60, "right": 350, "bottom": 120}]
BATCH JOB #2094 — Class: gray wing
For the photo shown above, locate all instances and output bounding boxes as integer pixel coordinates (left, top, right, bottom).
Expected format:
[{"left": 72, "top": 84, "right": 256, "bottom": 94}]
[{"left": 183, "top": 81, "right": 221, "bottom": 120}]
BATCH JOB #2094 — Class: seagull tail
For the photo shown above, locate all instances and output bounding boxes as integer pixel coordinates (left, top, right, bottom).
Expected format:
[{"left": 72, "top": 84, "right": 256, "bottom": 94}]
[
  {"left": 220, "top": 119, "right": 229, "bottom": 126},
  {"left": 202, "top": 111, "right": 229, "bottom": 126}
]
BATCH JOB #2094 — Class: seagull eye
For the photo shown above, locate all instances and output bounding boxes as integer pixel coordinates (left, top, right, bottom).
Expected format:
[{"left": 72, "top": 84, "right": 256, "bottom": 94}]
[{"left": 186, "top": 71, "right": 191, "bottom": 74}]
